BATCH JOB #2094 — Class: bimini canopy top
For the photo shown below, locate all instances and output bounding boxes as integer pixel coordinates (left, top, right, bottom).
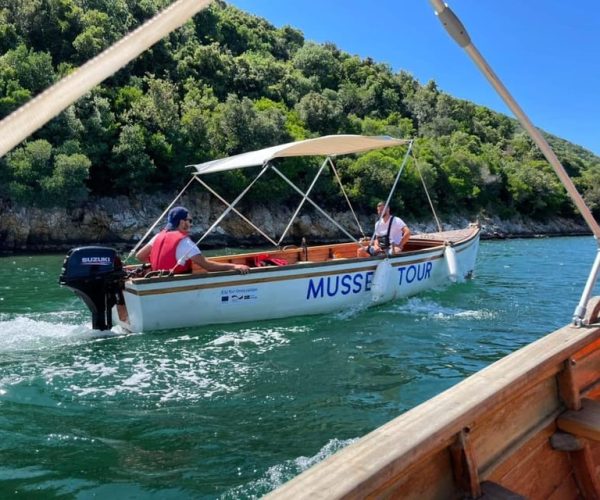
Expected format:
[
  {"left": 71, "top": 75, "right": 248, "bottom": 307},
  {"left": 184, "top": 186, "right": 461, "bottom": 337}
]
[{"left": 191, "top": 135, "right": 409, "bottom": 175}]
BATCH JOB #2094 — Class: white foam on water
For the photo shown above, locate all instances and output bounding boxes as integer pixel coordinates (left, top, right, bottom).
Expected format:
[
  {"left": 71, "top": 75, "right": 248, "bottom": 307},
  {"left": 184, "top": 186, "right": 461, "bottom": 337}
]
[
  {"left": 207, "top": 328, "right": 290, "bottom": 355},
  {"left": 1, "top": 319, "right": 300, "bottom": 406},
  {"left": 0, "top": 373, "right": 28, "bottom": 396},
  {"left": 46, "top": 433, "right": 96, "bottom": 444},
  {"left": 331, "top": 301, "right": 369, "bottom": 321},
  {"left": 387, "top": 297, "right": 497, "bottom": 321},
  {"left": 0, "top": 315, "right": 89, "bottom": 353},
  {"left": 0, "top": 314, "right": 131, "bottom": 353},
  {"left": 40, "top": 347, "right": 246, "bottom": 404},
  {"left": 221, "top": 437, "right": 358, "bottom": 499}
]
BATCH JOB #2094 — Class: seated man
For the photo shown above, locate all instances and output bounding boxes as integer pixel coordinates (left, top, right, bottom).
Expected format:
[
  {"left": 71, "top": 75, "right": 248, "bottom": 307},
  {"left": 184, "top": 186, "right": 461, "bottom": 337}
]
[
  {"left": 136, "top": 206, "right": 249, "bottom": 275},
  {"left": 358, "top": 201, "right": 411, "bottom": 257}
]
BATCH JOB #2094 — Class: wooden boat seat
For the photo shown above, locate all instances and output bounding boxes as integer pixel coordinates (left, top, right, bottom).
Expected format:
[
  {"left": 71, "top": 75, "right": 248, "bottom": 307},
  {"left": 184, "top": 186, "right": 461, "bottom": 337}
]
[
  {"left": 557, "top": 398, "right": 600, "bottom": 441},
  {"left": 479, "top": 481, "right": 526, "bottom": 500}
]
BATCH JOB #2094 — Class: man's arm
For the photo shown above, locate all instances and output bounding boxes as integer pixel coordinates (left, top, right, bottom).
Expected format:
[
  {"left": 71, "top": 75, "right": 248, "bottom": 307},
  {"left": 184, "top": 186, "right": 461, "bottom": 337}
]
[
  {"left": 393, "top": 226, "right": 411, "bottom": 253},
  {"left": 136, "top": 242, "right": 152, "bottom": 263},
  {"left": 191, "top": 254, "right": 250, "bottom": 274}
]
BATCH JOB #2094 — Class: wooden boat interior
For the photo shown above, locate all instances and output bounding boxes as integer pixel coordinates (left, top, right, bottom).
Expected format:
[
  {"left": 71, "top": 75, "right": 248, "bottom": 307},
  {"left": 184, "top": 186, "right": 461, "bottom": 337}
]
[
  {"left": 266, "top": 300, "right": 600, "bottom": 499},
  {"left": 122, "top": 226, "right": 479, "bottom": 283},
  {"left": 192, "top": 227, "right": 478, "bottom": 273}
]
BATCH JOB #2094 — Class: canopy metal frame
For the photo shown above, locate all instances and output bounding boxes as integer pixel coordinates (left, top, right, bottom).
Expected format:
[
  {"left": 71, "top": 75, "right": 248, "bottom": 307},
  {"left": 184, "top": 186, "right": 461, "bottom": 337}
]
[
  {"left": 128, "top": 138, "right": 416, "bottom": 275},
  {"left": 191, "top": 140, "right": 416, "bottom": 250},
  {"left": 369, "top": 141, "right": 415, "bottom": 248}
]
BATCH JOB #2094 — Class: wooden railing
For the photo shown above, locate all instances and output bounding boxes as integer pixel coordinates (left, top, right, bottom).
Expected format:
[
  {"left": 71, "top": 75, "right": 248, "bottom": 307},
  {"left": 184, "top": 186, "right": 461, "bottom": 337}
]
[{"left": 266, "top": 301, "right": 600, "bottom": 499}]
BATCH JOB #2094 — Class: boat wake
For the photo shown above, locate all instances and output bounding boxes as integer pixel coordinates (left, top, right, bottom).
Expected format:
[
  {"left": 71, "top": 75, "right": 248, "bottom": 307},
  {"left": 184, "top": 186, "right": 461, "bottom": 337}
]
[
  {"left": 0, "top": 312, "right": 126, "bottom": 353},
  {"left": 221, "top": 437, "right": 358, "bottom": 499},
  {"left": 206, "top": 327, "right": 294, "bottom": 355},
  {"left": 385, "top": 297, "right": 497, "bottom": 321},
  {"left": 0, "top": 324, "right": 304, "bottom": 407}
]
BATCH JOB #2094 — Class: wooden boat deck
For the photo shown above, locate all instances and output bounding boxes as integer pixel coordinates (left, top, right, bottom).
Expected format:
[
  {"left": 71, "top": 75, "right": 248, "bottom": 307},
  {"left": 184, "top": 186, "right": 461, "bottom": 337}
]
[
  {"left": 266, "top": 298, "right": 600, "bottom": 499},
  {"left": 198, "top": 224, "right": 480, "bottom": 271},
  {"left": 411, "top": 223, "right": 481, "bottom": 244}
]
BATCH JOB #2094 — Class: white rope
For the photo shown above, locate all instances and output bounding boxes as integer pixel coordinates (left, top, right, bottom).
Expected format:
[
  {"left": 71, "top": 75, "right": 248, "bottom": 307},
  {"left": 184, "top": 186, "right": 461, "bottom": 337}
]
[
  {"left": 0, "top": 0, "right": 213, "bottom": 157},
  {"left": 328, "top": 157, "right": 365, "bottom": 238},
  {"left": 411, "top": 150, "right": 443, "bottom": 233},
  {"left": 428, "top": 0, "right": 600, "bottom": 325},
  {"left": 124, "top": 175, "right": 195, "bottom": 263},
  {"left": 429, "top": 0, "right": 600, "bottom": 239}
]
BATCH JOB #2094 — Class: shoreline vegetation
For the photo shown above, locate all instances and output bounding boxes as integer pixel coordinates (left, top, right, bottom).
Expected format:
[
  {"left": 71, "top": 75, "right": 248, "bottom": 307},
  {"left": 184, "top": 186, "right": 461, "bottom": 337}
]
[{"left": 1, "top": 1, "right": 599, "bottom": 254}]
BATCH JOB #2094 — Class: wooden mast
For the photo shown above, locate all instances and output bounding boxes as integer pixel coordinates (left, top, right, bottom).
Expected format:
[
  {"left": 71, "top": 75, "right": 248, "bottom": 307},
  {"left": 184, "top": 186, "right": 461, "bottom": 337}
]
[{"left": 428, "top": 0, "right": 600, "bottom": 324}]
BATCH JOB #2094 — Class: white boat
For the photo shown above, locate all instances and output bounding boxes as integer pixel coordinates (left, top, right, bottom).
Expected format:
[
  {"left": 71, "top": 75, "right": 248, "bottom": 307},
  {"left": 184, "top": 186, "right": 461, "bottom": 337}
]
[{"left": 59, "top": 135, "right": 480, "bottom": 332}]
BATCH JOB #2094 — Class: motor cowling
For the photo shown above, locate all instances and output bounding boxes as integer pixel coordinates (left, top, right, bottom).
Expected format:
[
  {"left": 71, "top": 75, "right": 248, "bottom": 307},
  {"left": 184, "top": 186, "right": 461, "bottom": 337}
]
[{"left": 59, "top": 246, "right": 126, "bottom": 330}]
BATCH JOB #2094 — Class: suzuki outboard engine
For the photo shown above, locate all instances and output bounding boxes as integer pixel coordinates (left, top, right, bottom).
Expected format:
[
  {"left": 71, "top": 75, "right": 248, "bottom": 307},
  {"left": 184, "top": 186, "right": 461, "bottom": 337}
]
[{"left": 59, "top": 246, "right": 126, "bottom": 330}]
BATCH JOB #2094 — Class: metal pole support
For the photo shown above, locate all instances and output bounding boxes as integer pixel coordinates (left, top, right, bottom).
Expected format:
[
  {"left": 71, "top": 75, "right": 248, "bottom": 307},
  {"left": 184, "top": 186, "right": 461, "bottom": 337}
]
[{"left": 573, "top": 243, "right": 600, "bottom": 326}]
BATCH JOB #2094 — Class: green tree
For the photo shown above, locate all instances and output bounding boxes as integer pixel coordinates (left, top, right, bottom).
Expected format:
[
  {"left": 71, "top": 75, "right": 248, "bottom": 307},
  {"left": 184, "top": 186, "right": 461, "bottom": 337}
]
[
  {"left": 579, "top": 164, "right": 600, "bottom": 219},
  {"left": 40, "top": 153, "right": 91, "bottom": 204},
  {"left": 209, "top": 94, "right": 288, "bottom": 155},
  {"left": 72, "top": 10, "right": 112, "bottom": 61},
  {"left": 296, "top": 90, "right": 343, "bottom": 135},
  {"left": 505, "top": 160, "right": 569, "bottom": 218},
  {"left": 111, "top": 124, "right": 155, "bottom": 192},
  {"left": 5, "top": 139, "right": 91, "bottom": 206},
  {"left": 0, "top": 8, "right": 19, "bottom": 52},
  {"left": 409, "top": 80, "right": 439, "bottom": 133},
  {"left": 346, "top": 151, "right": 402, "bottom": 208},
  {"left": 292, "top": 42, "right": 341, "bottom": 90},
  {"left": 0, "top": 44, "right": 55, "bottom": 116}
]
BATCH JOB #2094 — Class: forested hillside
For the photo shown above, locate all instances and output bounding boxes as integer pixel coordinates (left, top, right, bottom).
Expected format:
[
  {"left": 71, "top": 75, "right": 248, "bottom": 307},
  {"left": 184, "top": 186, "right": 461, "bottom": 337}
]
[{"left": 1, "top": 0, "right": 599, "bottom": 221}]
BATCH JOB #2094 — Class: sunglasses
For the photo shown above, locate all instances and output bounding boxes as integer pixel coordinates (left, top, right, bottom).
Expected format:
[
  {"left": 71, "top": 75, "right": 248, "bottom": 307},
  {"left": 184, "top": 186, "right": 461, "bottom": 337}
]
[{"left": 185, "top": 218, "right": 193, "bottom": 223}]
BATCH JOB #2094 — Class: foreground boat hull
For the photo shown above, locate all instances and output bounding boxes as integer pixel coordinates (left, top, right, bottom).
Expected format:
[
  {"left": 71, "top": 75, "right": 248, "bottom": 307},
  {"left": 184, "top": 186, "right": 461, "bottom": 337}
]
[
  {"left": 114, "top": 227, "right": 479, "bottom": 332},
  {"left": 266, "top": 300, "right": 600, "bottom": 499}
]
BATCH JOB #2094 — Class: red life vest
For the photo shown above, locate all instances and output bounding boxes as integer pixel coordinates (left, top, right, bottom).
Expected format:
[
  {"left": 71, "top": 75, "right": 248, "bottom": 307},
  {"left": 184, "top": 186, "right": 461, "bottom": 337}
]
[{"left": 149, "top": 230, "right": 192, "bottom": 274}]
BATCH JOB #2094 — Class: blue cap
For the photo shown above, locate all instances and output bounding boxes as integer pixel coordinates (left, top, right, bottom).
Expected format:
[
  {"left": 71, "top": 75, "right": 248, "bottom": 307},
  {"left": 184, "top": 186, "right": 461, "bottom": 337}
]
[{"left": 166, "top": 206, "right": 189, "bottom": 230}]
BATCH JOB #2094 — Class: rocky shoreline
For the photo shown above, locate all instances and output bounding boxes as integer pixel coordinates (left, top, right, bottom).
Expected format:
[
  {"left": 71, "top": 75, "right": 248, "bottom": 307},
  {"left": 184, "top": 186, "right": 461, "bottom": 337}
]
[{"left": 0, "top": 195, "right": 592, "bottom": 254}]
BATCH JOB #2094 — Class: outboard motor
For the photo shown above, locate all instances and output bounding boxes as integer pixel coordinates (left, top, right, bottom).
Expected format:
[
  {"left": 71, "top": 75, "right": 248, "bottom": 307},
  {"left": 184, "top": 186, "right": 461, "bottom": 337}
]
[{"left": 59, "top": 246, "right": 126, "bottom": 330}]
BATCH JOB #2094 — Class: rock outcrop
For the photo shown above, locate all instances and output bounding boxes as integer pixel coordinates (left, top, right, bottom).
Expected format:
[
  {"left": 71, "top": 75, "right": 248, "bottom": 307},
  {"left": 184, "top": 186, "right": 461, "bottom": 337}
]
[{"left": 0, "top": 196, "right": 592, "bottom": 253}]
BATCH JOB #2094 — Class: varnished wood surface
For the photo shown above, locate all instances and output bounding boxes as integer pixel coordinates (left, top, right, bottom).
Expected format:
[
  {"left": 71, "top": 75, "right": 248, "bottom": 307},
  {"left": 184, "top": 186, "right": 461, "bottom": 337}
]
[
  {"left": 558, "top": 398, "right": 600, "bottom": 442},
  {"left": 266, "top": 317, "right": 600, "bottom": 499}
]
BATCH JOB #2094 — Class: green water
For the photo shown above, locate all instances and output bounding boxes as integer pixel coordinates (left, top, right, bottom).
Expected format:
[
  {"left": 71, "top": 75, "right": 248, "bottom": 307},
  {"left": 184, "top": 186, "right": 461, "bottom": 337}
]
[{"left": 0, "top": 237, "right": 598, "bottom": 498}]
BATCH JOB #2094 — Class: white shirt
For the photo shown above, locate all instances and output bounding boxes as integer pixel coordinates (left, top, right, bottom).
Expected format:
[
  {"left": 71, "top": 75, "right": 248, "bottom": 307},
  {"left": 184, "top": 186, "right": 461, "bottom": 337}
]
[
  {"left": 374, "top": 216, "right": 407, "bottom": 245},
  {"left": 175, "top": 236, "right": 201, "bottom": 263},
  {"left": 150, "top": 233, "right": 201, "bottom": 264}
]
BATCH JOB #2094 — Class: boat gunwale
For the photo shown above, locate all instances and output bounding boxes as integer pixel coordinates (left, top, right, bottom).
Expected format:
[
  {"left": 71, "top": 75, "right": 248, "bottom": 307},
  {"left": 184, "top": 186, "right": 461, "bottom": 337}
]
[
  {"left": 266, "top": 320, "right": 600, "bottom": 499},
  {"left": 125, "top": 225, "right": 480, "bottom": 288}
]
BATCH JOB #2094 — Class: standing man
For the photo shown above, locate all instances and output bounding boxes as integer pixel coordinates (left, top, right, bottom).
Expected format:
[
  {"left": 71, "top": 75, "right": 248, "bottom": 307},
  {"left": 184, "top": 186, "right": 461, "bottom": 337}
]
[
  {"left": 136, "top": 206, "right": 249, "bottom": 274},
  {"left": 358, "top": 201, "right": 411, "bottom": 257}
]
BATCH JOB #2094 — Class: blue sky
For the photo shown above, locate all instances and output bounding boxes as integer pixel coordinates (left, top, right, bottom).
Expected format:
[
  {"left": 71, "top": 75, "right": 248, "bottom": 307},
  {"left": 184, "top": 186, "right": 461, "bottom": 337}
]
[{"left": 231, "top": 1, "right": 600, "bottom": 156}]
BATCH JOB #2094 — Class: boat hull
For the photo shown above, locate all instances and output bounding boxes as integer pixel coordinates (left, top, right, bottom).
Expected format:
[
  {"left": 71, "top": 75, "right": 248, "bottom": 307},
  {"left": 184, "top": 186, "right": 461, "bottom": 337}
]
[
  {"left": 114, "top": 227, "right": 479, "bottom": 332},
  {"left": 265, "top": 301, "right": 600, "bottom": 499}
]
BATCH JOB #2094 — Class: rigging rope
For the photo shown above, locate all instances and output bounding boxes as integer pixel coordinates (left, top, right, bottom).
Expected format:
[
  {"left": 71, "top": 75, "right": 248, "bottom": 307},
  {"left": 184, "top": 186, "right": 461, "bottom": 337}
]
[
  {"left": 411, "top": 150, "right": 443, "bottom": 233},
  {"left": 328, "top": 157, "right": 365, "bottom": 238},
  {"left": 124, "top": 175, "right": 195, "bottom": 264},
  {"left": 370, "top": 141, "right": 414, "bottom": 246}
]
